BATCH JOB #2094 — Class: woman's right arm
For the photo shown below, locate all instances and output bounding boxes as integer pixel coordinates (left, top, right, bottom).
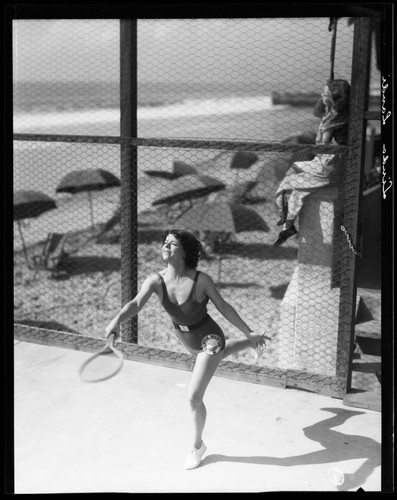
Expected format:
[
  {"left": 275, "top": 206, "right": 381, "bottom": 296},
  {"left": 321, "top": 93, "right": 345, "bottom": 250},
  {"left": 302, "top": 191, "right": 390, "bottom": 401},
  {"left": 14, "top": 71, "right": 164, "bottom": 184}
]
[{"left": 105, "top": 274, "right": 159, "bottom": 338}]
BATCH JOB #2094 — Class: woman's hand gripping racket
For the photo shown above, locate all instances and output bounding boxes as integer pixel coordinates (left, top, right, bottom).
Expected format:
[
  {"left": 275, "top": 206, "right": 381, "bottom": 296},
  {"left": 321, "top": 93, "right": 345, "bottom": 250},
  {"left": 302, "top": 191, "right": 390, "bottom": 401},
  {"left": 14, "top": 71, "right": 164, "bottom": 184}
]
[{"left": 79, "top": 332, "right": 124, "bottom": 383}]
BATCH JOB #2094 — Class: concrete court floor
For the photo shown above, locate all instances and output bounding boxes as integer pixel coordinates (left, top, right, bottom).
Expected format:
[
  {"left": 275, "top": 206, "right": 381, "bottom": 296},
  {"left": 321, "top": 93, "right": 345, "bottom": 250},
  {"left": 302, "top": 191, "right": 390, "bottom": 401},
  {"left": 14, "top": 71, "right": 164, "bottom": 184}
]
[{"left": 13, "top": 340, "right": 381, "bottom": 494}]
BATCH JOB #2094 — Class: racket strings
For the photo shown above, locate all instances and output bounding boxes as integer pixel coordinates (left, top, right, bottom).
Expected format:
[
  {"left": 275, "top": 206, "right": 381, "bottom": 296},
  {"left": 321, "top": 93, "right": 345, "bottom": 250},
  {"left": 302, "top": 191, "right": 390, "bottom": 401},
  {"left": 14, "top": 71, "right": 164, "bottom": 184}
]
[{"left": 79, "top": 344, "right": 124, "bottom": 383}]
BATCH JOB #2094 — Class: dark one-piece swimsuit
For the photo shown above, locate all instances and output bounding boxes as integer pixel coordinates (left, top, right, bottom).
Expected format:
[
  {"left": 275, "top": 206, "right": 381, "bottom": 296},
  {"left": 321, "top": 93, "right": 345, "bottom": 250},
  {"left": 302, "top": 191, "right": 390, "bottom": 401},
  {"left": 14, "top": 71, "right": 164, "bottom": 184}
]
[{"left": 158, "top": 271, "right": 225, "bottom": 355}]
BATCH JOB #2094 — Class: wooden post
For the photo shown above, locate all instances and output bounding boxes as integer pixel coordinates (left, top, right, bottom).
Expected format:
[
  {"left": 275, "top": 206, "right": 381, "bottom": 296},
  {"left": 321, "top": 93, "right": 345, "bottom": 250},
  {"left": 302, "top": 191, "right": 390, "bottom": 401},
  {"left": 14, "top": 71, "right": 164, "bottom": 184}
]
[
  {"left": 120, "top": 19, "right": 138, "bottom": 343},
  {"left": 336, "top": 17, "right": 372, "bottom": 391},
  {"left": 276, "top": 18, "right": 372, "bottom": 395}
]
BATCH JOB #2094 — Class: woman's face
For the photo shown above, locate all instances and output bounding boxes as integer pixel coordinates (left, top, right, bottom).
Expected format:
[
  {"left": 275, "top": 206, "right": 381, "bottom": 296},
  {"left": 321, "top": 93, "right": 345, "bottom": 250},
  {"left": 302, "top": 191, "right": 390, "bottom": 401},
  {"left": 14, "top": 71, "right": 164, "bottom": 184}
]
[
  {"left": 321, "top": 85, "right": 333, "bottom": 107},
  {"left": 162, "top": 234, "right": 185, "bottom": 262}
]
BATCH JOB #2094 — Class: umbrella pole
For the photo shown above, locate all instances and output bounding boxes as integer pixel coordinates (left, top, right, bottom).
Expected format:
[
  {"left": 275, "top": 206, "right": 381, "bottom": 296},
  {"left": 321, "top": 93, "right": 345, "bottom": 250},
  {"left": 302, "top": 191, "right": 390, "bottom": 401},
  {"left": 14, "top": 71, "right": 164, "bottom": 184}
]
[
  {"left": 17, "top": 220, "right": 31, "bottom": 269},
  {"left": 88, "top": 191, "right": 95, "bottom": 228},
  {"left": 217, "top": 255, "right": 222, "bottom": 283},
  {"left": 174, "top": 199, "right": 193, "bottom": 221}
]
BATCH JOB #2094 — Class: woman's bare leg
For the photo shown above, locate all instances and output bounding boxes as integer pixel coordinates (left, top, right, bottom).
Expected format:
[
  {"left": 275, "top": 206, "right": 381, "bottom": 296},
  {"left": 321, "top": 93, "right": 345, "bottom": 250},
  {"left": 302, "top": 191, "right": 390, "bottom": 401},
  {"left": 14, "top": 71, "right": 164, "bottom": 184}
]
[
  {"left": 222, "top": 338, "right": 254, "bottom": 358},
  {"left": 186, "top": 334, "right": 265, "bottom": 448},
  {"left": 222, "top": 331, "right": 268, "bottom": 359},
  {"left": 187, "top": 350, "right": 223, "bottom": 448}
]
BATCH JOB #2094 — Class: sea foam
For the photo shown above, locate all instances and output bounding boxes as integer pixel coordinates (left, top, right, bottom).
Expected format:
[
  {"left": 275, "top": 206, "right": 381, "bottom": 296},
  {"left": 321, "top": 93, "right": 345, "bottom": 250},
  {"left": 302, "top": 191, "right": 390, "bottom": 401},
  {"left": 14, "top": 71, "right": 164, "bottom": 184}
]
[{"left": 14, "top": 95, "right": 273, "bottom": 131}]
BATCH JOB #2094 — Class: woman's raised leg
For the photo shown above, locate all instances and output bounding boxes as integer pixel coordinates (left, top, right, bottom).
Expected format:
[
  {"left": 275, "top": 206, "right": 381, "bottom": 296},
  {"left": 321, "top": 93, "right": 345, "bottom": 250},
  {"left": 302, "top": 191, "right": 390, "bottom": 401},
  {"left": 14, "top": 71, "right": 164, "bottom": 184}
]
[
  {"left": 223, "top": 332, "right": 266, "bottom": 360},
  {"left": 223, "top": 338, "right": 253, "bottom": 358}
]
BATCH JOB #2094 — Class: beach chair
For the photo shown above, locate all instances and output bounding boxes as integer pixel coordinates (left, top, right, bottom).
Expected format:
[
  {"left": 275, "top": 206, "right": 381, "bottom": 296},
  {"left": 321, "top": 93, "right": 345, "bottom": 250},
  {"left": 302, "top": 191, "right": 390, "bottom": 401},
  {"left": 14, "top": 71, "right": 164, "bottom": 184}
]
[{"left": 32, "top": 232, "right": 69, "bottom": 276}]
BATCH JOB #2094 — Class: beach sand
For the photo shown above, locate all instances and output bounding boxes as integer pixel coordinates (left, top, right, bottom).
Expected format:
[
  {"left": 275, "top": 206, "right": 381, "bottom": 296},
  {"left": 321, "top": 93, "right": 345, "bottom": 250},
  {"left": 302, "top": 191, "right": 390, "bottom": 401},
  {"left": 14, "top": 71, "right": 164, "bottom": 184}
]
[
  {"left": 14, "top": 188, "right": 299, "bottom": 368},
  {"left": 13, "top": 104, "right": 317, "bottom": 367}
]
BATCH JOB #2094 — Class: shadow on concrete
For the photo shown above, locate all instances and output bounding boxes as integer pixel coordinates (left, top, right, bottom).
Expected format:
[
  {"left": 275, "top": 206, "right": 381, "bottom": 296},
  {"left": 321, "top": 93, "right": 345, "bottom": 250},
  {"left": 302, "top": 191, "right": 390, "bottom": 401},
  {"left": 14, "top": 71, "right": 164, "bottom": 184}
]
[
  {"left": 14, "top": 319, "right": 79, "bottom": 334},
  {"left": 201, "top": 407, "right": 380, "bottom": 492}
]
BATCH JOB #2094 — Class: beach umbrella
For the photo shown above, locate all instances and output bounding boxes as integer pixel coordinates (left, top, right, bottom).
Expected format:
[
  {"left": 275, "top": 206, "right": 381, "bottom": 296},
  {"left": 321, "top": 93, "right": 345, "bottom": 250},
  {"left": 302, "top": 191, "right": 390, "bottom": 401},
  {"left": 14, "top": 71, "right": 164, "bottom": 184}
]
[
  {"left": 177, "top": 200, "right": 269, "bottom": 234},
  {"left": 230, "top": 151, "right": 258, "bottom": 170},
  {"left": 215, "top": 180, "right": 257, "bottom": 204},
  {"left": 144, "top": 160, "right": 197, "bottom": 180},
  {"left": 178, "top": 200, "right": 269, "bottom": 282},
  {"left": 173, "top": 160, "right": 198, "bottom": 177},
  {"left": 229, "top": 151, "right": 258, "bottom": 187},
  {"left": 56, "top": 169, "right": 120, "bottom": 227},
  {"left": 151, "top": 174, "right": 226, "bottom": 207},
  {"left": 14, "top": 190, "right": 57, "bottom": 268},
  {"left": 144, "top": 171, "right": 179, "bottom": 180},
  {"left": 282, "top": 131, "right": 317, "bottom": 145}
]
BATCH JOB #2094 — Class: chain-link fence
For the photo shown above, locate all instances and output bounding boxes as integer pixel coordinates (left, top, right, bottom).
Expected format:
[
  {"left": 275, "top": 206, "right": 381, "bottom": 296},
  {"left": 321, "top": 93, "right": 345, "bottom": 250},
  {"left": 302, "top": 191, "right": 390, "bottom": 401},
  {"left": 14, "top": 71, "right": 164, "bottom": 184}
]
[{"left": 13, "top": 17, "right": 381, "bottom": 397}]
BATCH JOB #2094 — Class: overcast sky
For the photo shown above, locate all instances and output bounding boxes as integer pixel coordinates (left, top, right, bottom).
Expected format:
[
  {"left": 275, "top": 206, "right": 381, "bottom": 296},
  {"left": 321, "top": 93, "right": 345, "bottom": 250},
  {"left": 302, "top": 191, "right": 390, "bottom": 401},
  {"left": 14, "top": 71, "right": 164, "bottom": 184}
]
[{"left": 13, "top": 18, "right": 361, "bottom": 88}]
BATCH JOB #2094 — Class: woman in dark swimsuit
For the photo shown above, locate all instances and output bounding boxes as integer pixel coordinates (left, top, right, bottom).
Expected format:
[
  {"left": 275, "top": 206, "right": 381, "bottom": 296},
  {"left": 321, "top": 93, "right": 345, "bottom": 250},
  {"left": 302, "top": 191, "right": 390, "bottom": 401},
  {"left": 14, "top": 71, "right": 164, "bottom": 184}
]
[{"left": 105, "top": 229, "right": 268, "bottom": 470}]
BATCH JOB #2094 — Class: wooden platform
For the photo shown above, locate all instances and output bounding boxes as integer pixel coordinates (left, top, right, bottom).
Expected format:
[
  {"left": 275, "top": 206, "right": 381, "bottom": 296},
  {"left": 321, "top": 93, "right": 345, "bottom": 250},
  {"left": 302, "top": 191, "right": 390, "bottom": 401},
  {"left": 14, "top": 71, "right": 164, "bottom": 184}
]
[
  {"left": 343, "top": 390, "right": 381, "bottom": 412},
  {"left": 344, "top": 288, "right": 381, "bottom": 412}
]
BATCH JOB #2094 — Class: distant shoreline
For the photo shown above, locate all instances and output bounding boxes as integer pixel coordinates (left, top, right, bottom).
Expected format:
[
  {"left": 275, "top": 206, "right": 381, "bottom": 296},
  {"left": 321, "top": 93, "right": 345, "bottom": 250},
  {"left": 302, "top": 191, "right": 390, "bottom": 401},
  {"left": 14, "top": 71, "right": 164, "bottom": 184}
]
[{"left": 272, "top": 91, "right": 381, "bottom": 107}]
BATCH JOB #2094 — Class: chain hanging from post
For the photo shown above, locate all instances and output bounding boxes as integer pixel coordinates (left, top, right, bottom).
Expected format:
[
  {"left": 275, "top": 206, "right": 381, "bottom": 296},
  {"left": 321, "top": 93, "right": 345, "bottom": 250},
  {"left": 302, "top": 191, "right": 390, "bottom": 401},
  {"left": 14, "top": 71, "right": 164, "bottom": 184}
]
[{"left": 340, "top": 225, "right": 362, "bottom": 257}]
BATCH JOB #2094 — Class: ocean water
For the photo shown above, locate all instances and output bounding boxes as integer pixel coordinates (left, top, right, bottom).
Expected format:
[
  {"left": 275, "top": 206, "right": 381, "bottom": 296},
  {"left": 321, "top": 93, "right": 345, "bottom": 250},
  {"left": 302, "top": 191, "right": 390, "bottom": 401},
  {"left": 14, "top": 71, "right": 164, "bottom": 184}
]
[
  {"left": 13, "top": 80, "right": 275, "bottom": 113},
  {"left": 13, "top": 79, "right": 318, "bottom": 173},
  {"left": 13, "top": 80, "right": 275, "bottom": 131},
  {"left": 13, "top": 79, "right": 316, "bottom": 138}
]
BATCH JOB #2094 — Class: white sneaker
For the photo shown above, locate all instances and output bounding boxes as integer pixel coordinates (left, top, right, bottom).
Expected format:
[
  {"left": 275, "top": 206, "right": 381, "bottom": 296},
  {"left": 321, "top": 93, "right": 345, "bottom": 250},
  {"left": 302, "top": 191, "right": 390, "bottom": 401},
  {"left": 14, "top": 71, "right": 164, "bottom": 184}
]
[{"left": 183, "top": 441, "right": 207, "bottom": 470}]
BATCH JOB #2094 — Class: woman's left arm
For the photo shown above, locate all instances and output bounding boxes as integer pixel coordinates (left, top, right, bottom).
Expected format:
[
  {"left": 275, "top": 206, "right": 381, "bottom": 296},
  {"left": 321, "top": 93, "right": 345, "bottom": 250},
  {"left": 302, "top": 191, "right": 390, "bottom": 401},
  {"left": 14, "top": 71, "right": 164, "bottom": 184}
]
[
  {"left": 322, "top": 129, "right": 334, "bottom": 144},
  {"left": 201, "top": 273, "right": 254, "bottom": 339}
]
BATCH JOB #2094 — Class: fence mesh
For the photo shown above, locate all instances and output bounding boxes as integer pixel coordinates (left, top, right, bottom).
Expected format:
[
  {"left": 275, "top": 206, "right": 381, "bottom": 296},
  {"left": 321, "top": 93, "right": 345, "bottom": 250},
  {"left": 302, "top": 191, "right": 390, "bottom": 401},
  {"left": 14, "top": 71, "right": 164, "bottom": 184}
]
[{"left": 13, "top": 17, "right": 381, "bottom": 396}]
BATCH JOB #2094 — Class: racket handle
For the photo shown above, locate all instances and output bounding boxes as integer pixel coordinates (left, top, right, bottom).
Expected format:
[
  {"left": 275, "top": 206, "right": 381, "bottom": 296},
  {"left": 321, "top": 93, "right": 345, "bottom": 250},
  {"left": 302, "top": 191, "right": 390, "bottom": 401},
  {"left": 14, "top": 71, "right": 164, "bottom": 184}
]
[{"left": 107, "top": 331, "right": 117, "bottom": 347}]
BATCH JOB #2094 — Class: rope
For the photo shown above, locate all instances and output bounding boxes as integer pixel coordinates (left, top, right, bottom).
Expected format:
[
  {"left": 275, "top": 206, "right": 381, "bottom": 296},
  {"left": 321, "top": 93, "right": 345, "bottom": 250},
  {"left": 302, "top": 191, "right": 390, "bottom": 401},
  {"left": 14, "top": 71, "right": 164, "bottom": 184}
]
[{"left": 328, "top": 17, "right": 338, "bottom": 82}]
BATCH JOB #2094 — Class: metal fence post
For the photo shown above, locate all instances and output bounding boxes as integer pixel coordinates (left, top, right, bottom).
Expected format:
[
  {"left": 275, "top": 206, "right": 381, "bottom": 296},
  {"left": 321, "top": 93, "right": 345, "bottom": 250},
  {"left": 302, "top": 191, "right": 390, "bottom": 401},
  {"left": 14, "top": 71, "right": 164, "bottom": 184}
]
[
  {"left": 336, "top": 17, "right": 372, "bottom": 392},
  {"left": 120, "top": 19, "right": 138, "bottom": 343}
]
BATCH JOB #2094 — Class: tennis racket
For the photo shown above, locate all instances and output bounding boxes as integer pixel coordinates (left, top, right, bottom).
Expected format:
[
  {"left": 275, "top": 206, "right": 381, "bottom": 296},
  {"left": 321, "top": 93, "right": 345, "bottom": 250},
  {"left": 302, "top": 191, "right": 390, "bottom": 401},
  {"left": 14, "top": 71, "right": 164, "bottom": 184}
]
[{"left": 79, "top": 332, "right": 124, "bottom": 383}]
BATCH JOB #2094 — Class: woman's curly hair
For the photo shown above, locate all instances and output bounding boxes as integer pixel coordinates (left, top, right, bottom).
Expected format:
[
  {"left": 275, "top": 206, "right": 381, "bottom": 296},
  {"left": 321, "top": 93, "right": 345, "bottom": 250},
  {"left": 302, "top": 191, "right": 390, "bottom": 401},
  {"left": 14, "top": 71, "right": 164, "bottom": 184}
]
[
  {"left": 328, "top": 79, "right": 350, "bottom": 113},
  {"left": 161, "top": 229, "right": 203, "bottom": 269}
]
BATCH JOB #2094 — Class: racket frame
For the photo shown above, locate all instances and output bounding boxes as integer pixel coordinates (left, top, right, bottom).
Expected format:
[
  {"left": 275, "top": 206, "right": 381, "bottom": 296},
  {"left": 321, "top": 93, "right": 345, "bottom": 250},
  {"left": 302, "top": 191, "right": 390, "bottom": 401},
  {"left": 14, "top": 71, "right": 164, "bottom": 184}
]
[{"left": 79, "top": 332, "right": 124, "bottom": 383}]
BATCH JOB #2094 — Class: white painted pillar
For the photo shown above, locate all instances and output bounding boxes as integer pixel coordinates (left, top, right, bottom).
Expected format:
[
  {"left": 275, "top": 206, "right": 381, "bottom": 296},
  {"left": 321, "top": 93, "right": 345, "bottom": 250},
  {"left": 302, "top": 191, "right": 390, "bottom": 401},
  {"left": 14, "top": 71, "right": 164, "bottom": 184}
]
[{"left": 277, "top": 187, "right": 341, "bottom": 376}]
